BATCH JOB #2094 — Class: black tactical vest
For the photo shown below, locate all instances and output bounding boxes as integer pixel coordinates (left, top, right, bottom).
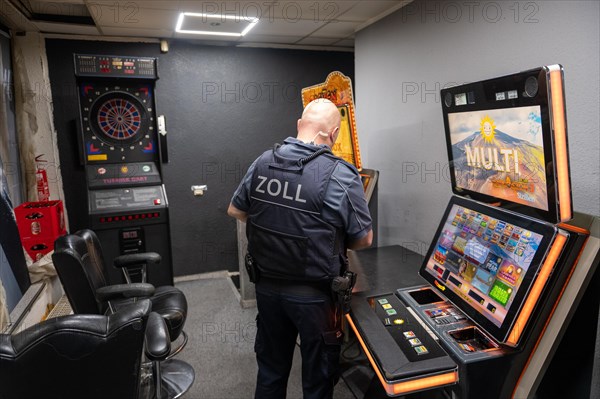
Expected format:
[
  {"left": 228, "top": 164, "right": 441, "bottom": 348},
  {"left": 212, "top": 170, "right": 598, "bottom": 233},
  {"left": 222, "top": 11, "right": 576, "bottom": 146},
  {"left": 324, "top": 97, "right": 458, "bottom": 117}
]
[{"left": 246, "top": 144, "right": 345, "bottom": 282}]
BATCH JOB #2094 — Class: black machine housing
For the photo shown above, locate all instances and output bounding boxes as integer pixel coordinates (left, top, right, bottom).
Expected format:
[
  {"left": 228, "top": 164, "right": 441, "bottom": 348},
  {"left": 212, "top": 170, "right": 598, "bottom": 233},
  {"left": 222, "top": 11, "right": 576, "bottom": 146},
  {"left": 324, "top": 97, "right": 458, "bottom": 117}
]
[{"left": 74, "top": 54, "right": 173, "bottom": 286}]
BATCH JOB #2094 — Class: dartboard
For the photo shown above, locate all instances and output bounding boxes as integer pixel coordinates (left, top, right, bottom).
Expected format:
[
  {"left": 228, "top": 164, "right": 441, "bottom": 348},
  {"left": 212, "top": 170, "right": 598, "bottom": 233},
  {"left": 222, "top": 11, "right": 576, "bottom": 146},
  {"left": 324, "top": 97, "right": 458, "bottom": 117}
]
[
  {"left": 90, "top": 92, "right": 148, "bottom": 144},
  {"left": 97, "top": 98, "right": 141, "bottom": 140}
]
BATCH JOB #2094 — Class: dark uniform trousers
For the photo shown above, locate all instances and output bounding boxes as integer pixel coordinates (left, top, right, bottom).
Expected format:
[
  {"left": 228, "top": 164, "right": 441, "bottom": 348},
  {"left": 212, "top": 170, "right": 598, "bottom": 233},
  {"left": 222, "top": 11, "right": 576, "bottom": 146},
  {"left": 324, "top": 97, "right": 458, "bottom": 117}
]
[{"left": 254, "top": 279, "right": 341, "bottom": 399}]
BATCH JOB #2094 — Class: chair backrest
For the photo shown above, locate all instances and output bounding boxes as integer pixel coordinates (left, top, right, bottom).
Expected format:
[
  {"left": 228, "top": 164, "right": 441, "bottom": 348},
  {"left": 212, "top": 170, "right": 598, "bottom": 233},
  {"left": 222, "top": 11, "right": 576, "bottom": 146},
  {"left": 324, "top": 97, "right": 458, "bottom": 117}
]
[
  {"left": 52, "top": 234, "right": 108, "bottom": 314},
  {"left": 77, "top": 229, "right": 110, "bottom": 279},
  {"left": 0, "top": 299, "right": 151, "bottom": 399}
]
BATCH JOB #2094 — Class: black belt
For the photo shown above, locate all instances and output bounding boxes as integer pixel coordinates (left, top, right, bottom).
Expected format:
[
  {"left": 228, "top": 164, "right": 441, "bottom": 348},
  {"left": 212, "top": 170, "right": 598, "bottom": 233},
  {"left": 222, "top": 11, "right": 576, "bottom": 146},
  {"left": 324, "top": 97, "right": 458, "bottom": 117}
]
[{"left": 257, "top": 277, "right": 331, "bottom": 297}]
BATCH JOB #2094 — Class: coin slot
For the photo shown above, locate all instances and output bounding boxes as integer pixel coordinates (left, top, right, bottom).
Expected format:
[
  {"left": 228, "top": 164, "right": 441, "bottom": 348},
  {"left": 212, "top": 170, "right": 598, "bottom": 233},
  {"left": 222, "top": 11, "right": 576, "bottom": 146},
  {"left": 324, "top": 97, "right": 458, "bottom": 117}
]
[
  {"left": 448, "top": 326, "right": 498, "bottom": 352},
  {"left": 408, "top": 287, "right": 445, "bottom": 305}
]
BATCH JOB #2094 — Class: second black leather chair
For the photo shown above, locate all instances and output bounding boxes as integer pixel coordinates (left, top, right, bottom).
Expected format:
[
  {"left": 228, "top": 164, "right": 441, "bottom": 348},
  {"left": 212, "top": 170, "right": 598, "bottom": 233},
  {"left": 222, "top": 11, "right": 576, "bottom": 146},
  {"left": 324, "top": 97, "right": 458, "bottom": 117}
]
[{"left": 52, "top": 230, "right": 194, "bottom": 399}]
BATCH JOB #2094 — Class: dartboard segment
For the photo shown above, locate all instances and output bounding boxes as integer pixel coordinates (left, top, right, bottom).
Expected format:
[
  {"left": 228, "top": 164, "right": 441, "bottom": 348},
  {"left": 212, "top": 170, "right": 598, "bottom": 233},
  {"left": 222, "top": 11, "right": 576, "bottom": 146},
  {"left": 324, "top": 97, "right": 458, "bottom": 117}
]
[{"left": 97, "top": 97, "right": 142, "bottom": 140}]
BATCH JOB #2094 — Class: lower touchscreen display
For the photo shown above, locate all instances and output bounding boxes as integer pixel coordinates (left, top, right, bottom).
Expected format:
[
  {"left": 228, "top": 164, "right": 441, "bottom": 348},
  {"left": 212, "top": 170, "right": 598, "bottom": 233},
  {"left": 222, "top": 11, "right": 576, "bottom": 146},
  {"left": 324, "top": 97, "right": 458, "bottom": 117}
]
[{"left": 422, "top": 201, "right": 546, "bottom": 329}]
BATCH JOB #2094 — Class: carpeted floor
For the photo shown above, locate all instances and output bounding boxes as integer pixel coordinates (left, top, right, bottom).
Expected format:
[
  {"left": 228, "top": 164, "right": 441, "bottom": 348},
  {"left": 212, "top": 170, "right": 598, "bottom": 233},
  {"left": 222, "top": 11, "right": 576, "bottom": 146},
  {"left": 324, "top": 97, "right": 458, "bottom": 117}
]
[{"left": 175, "top": 277, "right": 358, "bottom": 399}]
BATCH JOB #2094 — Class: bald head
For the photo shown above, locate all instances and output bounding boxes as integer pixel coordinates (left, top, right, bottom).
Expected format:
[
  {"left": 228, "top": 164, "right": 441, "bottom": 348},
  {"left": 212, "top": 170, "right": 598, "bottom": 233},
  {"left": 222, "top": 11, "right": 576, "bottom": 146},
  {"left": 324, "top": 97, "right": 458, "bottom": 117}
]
[{"left": 297, "top": 98, "right": 341, "bottom": 147}]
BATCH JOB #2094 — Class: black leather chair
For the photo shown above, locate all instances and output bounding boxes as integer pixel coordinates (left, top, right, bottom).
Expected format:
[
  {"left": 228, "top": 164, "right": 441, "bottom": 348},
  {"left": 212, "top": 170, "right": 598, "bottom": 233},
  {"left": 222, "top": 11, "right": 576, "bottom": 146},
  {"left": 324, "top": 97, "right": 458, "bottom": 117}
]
[
  {"left": 0, "top": 299, "right": 169, "bottom": 399},
  {"left": 52, "top": 231, "right": 194, "bottom": 399}
]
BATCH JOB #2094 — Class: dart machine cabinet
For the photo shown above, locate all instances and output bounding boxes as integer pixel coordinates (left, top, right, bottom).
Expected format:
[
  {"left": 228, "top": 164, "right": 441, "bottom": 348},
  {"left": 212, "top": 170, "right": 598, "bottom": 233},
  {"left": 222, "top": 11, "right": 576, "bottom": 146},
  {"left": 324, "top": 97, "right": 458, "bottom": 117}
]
[{"left": 74, "top": 54, "right": 173, "bottom": 286}]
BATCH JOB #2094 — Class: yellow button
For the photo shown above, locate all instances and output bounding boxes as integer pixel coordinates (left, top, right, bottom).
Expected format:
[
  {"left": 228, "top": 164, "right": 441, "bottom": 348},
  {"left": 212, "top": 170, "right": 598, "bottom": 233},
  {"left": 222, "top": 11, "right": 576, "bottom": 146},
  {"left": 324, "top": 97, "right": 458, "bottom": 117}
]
[
  {"left": 393, "top": 318, "right": 404, "bottom": 325},
  {"left": 382, "top": 304, "right": 392, "bottom": 310}
]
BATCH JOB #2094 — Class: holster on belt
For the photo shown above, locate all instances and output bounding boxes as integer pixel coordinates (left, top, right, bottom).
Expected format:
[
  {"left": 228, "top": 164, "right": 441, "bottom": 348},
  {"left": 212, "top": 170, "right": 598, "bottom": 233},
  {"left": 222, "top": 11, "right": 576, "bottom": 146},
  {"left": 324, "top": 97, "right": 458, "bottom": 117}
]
[
  {"left": 331, "top": 269, "right": 356, "bottom": 314},
  {"left": 245, "top": 253, "right": 260, "bottom": 284}
]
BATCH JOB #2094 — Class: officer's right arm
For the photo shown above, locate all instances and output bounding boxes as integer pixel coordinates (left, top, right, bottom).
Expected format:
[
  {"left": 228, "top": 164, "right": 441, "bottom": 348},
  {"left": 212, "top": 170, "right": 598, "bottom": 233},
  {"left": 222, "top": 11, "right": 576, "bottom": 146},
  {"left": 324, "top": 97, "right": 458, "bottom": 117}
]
[
  {"left": 327, "top": 163, "right": 373, "bottom": 251},
  {"left": 347, "top": 229, "right": 373, "bottom": 250}
]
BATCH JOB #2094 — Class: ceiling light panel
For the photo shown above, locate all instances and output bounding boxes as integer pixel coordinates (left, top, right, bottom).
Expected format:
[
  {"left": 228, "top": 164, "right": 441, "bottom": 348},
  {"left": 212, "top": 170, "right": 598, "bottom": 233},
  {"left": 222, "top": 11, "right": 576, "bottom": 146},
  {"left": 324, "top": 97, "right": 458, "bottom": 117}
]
[{"left": 176, "top": 12, "right": 258, "bottom": 36}]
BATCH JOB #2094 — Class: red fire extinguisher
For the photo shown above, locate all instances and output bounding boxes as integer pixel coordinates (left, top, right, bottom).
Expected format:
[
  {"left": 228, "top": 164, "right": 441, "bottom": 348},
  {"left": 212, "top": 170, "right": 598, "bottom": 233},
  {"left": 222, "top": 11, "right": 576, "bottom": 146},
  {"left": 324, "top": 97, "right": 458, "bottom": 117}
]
[{"left": 35, "top": 154, "right": 50, "bottom": 201}]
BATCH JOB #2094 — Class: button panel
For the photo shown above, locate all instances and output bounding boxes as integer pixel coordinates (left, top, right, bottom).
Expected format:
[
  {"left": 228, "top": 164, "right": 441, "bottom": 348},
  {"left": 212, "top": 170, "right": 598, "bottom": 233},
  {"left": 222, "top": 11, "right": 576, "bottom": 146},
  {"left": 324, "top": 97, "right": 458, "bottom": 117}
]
[{"left": 369, "top": 294, "right": 448, "bottom": 362}]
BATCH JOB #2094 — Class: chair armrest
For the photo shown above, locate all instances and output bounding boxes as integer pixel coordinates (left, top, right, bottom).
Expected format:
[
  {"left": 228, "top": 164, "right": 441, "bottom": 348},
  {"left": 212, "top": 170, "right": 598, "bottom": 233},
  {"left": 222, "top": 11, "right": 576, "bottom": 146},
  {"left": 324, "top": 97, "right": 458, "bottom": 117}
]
[
  {"left": 96, "top": 283, "right": 155, "bottom": 302},
  {"left": 113, "top": 253, "right": 161, "bottom": 269},
  {"left": 145, "top": 312, "right": 171, "bottom": 361}
]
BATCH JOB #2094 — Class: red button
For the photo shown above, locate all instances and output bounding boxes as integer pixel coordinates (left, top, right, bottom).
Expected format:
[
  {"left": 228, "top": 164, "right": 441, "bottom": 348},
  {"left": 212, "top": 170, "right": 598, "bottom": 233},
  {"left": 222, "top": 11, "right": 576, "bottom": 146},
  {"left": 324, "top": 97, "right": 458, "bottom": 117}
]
[{"left": 154, "top": 199, "right": 161, "bottom": 205}]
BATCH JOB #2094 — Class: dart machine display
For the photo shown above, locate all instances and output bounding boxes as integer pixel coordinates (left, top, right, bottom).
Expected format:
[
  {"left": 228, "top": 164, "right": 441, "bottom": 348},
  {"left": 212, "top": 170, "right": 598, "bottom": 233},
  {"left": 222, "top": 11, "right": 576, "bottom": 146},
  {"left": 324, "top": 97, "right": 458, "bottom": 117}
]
[{"left": 74, "top": 54, "right": 173, "bottom": 286}]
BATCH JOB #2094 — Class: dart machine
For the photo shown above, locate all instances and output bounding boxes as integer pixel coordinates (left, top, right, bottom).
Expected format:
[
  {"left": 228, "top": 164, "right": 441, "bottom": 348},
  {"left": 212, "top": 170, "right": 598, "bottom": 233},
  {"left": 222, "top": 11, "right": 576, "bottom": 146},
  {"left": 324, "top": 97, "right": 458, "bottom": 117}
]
[{"left": 74, "top": 54, "right": 173, "bottom": 286}]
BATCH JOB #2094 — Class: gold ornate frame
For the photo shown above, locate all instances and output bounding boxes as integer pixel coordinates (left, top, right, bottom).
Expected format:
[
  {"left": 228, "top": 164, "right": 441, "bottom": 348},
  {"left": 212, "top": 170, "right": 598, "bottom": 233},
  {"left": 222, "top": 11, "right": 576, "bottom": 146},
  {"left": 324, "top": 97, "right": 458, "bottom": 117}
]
[{"left": 301, "top": 71, "right": 362, "bottom": 170}]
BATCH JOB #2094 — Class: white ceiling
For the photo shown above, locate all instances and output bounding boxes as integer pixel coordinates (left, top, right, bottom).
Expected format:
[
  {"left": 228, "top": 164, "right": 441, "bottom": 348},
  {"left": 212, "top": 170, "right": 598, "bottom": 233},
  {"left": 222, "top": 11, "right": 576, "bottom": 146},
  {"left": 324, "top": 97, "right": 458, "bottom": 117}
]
[{"left": 0, "top": 0, "right": 413, "bottom": 50}]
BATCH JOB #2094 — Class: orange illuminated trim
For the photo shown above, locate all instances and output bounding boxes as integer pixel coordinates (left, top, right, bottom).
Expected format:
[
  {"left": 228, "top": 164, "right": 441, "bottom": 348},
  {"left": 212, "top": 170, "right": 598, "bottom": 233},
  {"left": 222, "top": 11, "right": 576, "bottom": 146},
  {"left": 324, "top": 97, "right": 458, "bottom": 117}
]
[
  {"left": 506, "top": 232, "right": 567, "bottom": 346},
  {"left": 549, "top": 67, "right": 572, "bottom": 222},
  {"left": 558, "top": 222, "right": 590, "bottom": 236},
  {"left": 512, "top": 235, "right": 589, "bottom": 398},
  {"left": 345, "top": 314, "right": 458, "bottom": 396}
]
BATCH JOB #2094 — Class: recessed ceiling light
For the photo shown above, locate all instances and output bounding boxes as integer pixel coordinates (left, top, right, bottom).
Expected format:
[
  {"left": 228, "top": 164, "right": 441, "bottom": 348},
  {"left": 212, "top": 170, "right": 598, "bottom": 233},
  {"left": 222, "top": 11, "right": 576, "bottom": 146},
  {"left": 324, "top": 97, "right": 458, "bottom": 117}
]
[{"left": 175, "top": 12, "right": 259, "bottom": 37}]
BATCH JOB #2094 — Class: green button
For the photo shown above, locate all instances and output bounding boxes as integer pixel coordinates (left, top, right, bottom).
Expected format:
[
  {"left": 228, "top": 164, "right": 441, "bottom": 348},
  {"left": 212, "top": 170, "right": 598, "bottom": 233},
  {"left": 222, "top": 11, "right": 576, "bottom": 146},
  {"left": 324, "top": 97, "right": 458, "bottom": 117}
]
[
  {"left": 386, "top": 309, "right": 397, "bottom": 316},
  {"left": 377, "top": 298, "right": 389, "bottom": 305}
]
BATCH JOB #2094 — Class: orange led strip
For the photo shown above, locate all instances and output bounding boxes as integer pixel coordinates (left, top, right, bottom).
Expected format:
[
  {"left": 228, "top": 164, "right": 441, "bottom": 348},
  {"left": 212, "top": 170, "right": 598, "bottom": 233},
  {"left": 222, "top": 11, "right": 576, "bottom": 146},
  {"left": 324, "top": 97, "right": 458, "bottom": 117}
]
[
  {"left": 549, "top": 69, "right": 572, "bottom": 222},
  {"left": 506, "top": 232, "right": 567, "bottom": 346},
  {"left": 345, "top": 314, "right": 458, "bottom": 395},
  {"left": 558, "top": 222, "right": 589, "bottom": 236},
  {"left": 512, "top": 233, "right": 589, "bottom": 398}
]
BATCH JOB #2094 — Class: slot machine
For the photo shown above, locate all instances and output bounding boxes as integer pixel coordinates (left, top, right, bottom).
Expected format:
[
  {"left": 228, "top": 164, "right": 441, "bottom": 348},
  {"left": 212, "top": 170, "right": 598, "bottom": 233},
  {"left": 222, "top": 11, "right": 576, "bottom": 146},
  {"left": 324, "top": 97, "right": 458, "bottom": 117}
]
[
  {"left": 74, "top": 54, "right": 173, "bottom": 286},
  {"left": 346, "top": 65, "right": 599, "bottom": 398}
]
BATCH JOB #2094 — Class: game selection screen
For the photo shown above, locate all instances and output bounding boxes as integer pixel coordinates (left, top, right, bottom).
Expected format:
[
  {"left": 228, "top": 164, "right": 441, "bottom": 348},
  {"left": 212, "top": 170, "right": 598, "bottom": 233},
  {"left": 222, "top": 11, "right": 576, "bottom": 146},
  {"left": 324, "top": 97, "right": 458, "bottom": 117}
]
[
  {"left": 448, "top": 106, "right": 548, "bottom": 211},
  {"left": 423, "top": 204, "right": 544, "bottom": 327}
]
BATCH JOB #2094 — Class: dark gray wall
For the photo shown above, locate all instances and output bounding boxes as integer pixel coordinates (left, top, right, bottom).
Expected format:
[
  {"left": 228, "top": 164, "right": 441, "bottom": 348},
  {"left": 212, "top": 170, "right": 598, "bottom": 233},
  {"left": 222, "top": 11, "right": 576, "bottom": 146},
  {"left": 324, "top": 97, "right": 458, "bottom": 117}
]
[{"left": 45, "top": 38, "right": 354, "bottom": 276}]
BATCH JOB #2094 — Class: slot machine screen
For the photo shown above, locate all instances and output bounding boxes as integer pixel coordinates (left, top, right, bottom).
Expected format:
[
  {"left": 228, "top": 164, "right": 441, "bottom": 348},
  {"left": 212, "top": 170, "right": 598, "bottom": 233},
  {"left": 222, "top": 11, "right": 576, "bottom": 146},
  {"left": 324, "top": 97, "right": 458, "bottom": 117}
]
[
  {"left": 447, "top": 106, "right": 546, "bottom": 210},
  {"left": 419, "top": 196, "right": 557, "bottom": 344},
  {"left": 441, "top": 65, "right": 571, "bottom": 223}
]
